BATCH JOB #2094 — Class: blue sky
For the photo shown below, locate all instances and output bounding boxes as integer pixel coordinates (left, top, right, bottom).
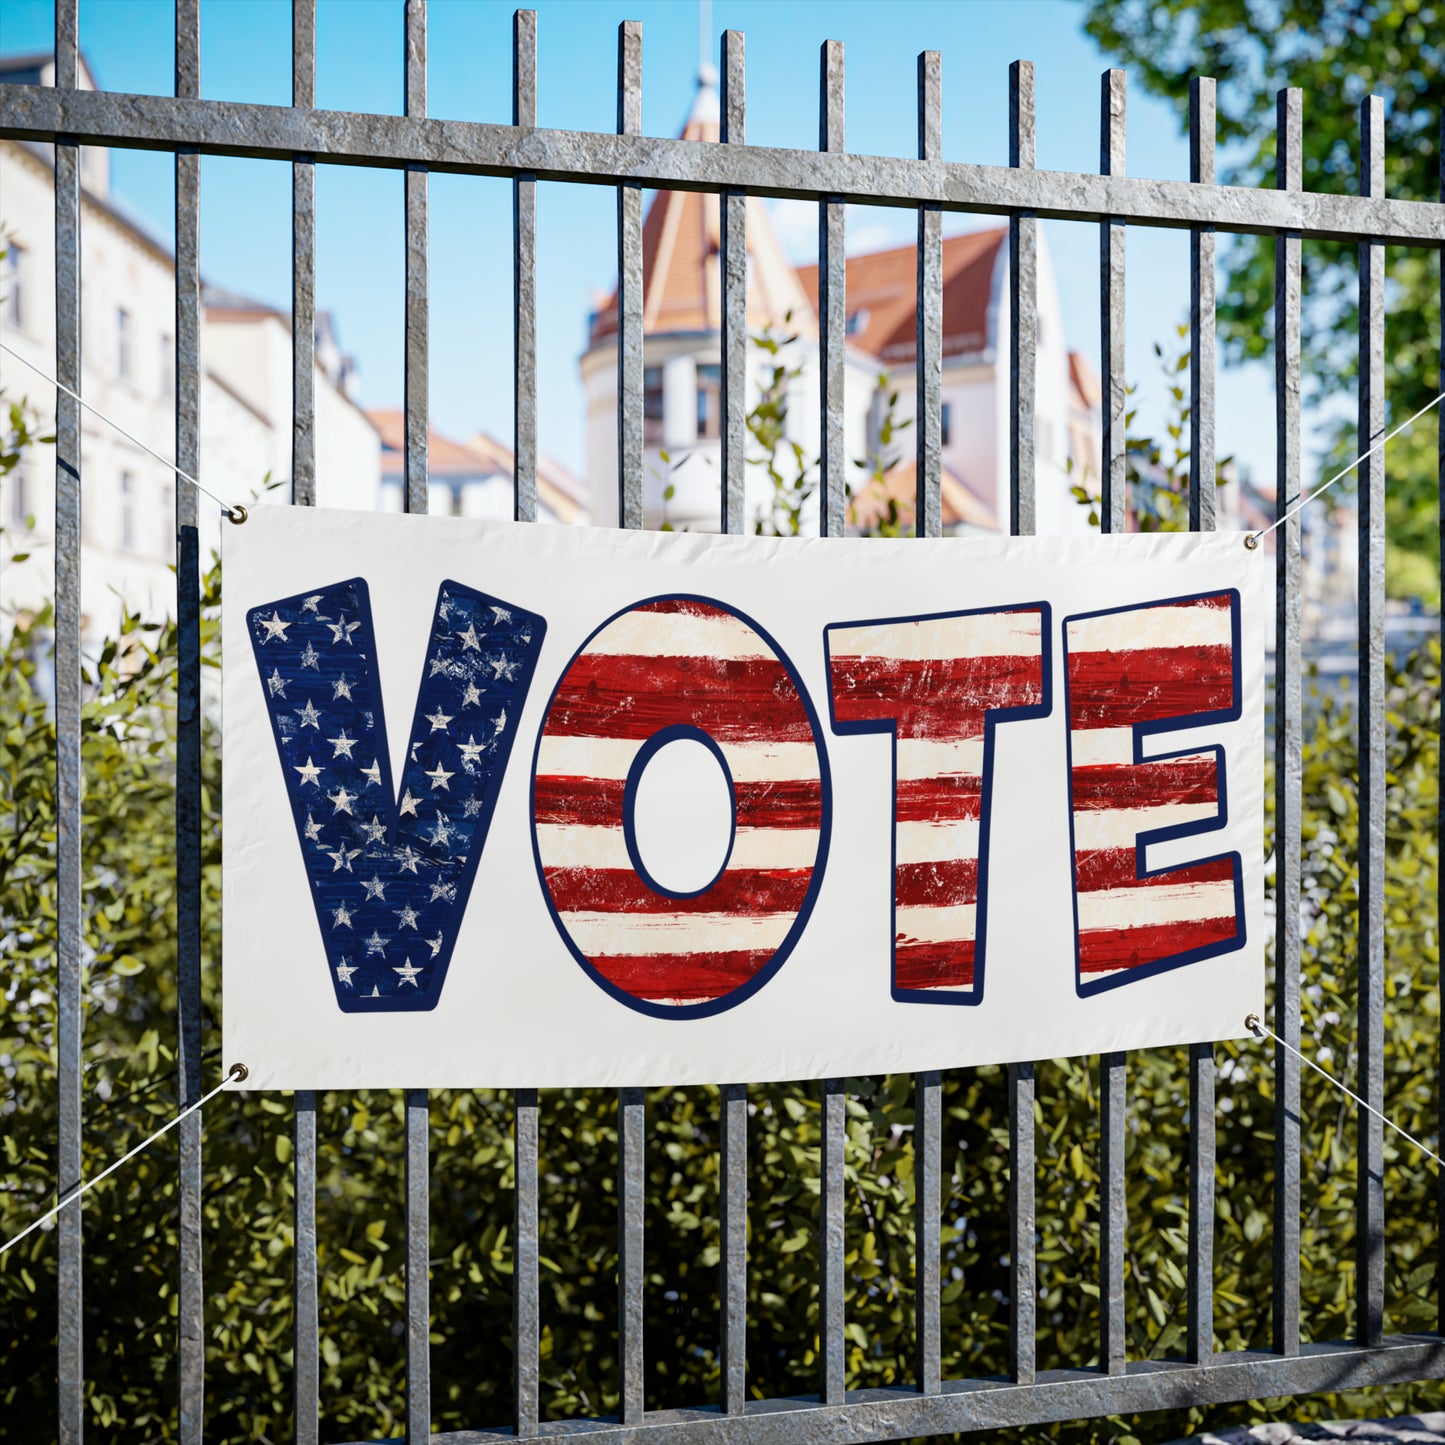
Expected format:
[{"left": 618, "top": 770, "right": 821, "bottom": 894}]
[{"left": 1, "top": 0, "right": 1319, "bottom": 494}]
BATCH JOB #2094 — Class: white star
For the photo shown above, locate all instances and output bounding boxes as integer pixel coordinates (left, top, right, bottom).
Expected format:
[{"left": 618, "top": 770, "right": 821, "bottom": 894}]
[
  {"left": 398, "top": 789, "right": 420, "bottom": 817},
  {"left": 438, "top": 597, "right": 455, "bottom": 622},
  {"left": 457, "top": 623, "right": 481, "bottom": 651},
  {"left": 327, "top": 786, "right": 356, "bottom": 815},
  {"left": 363, "top": 875, "right": 387, "bottom": 901},
  {"left": 429, "top": 813, "right": 455, "bottom": 848},
  {"left": 329, "top": 730, "right": 357, "bottom": 760},
  {"left": 460, "top": 680, "right": 483, "bottom": 708},
  {"left": 328, "top": 618, "right": 362, "bottom": 645},
  {"left": 334, "top": 959, "right": 358, "bottom": 986},
  {"left": 332, "top": 676, "right": 354, "bottom": 702},
  {"left": 364, "top": 929, "right": 388, "bottom": 956},
  {"left": 425, "top": 707, "right": 454, "bottom": 734},
  {"left": 396, "top": 844, "right": 423, "bottom": 874},
  {"left": 490, "top": 606, "right": 512, "bottom": 625},
  {"left": 396, "top": 905, "right": 420, "bottom": 931},
  {"left": 462, "top": 796, "right": 483, "bottom": 817},
  {"left": 492, "top": 707, "right": 508, "bottom": 736},
  {"left": 428, "top": 656, "right": 451, "bottom": 677},
  {"left": 361, "top": 760, "right": 382, "bottom": 787},
  {"left": 425, "top": 762, "right": 454, "bottom": 791},
  {"left": 393, "top": 959, "right": 423, "bottom": 987},
  {"left": 303, "top": 812, "right": 324, "bottom": 842},
  {"left": 425, "top": 933, "right": 443, "bottom": 958},
  {"left": 409, "top": 742, "right": 421, "bottom": 762},
  {"left": 257, "top": 610, "right": 291, "bottom": 643},
  {"left": 295, "top": 699, "right": 323, "bottom": 729},
  {"left": 429, "top": 879, "right": 457, "bottom": 904},
  {"left": 367, "top": 986, "right": 382, "bottom": 998},
  {"left": 331, "top": 902, "right": 353, "bottom": 928},
  {"left": 266, "top": 667, "right": 288, "bottom": 699},
  {"left": 457, "top": 735, "right": 486, "bottom": 767},
  {"left": 361, "top": 814, "right": 387, "bottom": 844},
  {"left": 490, "top": 655, "right": 519, "bottom": 681},
  {"left": 293, "top": 756, "right": 323, "bottom": 787},
  {"left": 327, "top": 845, "right": 361, "bottom": 872},
  {"left": 300, "top": 642, "right": 320, "bottom": 670}
]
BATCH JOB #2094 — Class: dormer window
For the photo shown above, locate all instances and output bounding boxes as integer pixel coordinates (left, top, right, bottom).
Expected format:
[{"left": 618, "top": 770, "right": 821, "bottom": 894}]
[{"left": 845, "top": 307, "right": 869, "bottom": 337}]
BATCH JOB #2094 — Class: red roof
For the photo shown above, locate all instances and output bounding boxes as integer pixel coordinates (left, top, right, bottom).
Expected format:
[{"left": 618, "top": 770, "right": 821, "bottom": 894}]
[{"left": 796, "top": 228, "right": 1007, "bottom": 367}]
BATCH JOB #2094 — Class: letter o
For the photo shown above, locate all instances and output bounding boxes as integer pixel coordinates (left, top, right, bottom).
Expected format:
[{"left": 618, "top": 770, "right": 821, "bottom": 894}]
[{"left": 531, "top": 595, "right": 831, "bottom": 1018}]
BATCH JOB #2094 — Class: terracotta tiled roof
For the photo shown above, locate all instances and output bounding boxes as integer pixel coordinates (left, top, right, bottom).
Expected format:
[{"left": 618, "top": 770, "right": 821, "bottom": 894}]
[
  {"left": 848, "top": 456, "right": 998, "bottom": 533},
  {"left": 796, "top": 228, "right": 1007, "bottom": 367},
  {"left": 588, "top": 75, "right": 816, "bottom": 347},
  {"left": 365, "top": 409, "right": 586, "bottom": 524}
]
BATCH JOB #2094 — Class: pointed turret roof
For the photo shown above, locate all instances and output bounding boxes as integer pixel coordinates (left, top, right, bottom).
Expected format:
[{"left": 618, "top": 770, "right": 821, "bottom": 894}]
[{"left": 587, "top": 68, "right": 816, "bottom": 348}]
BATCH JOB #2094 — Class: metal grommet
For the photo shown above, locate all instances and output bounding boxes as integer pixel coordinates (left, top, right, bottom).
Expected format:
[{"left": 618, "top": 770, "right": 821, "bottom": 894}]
[
  {"left": 226, "top": 503, "right": 249, "bottom": 525},
  {"left": 229, "top": 1062, "right": 250, "bottom": 1083},
  {"left": 1243, "top": 532, "right": 1259, "bottom": 550},
  {"left": 1244, "top": 1013, "right": 1262, "bottom": 1035}
]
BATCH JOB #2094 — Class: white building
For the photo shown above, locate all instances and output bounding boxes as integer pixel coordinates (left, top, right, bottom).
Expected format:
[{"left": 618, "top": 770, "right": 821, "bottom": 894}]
[
  {"left": 0, "top": 52, "right": 380, "bottom": 645},
  {"left": 581, "top": 67, "right": 1104, "bottom": 537}
]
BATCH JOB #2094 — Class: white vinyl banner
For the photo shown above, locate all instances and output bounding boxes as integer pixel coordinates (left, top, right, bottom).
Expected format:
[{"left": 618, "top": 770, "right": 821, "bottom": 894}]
[{"left": 223, "top": 507, "right": 1265, "bottom": 1089}]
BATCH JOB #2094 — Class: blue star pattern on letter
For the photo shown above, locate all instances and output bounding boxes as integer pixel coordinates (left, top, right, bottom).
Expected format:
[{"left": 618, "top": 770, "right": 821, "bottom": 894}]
[{"left": 249, "top": 578, "right": 547, "bottom": 1012}]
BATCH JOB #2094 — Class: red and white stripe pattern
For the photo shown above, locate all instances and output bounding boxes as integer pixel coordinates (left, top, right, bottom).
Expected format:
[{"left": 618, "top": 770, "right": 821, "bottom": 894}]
[
  {"left": 533, "top": 598, "right": 825, "bottom": 1010},
  {"left": 828, "top": 607, "right": 1048, "bottom": 998},
  {"left": 1065, "top": 592, "right": 1241, "bottom": 988}
]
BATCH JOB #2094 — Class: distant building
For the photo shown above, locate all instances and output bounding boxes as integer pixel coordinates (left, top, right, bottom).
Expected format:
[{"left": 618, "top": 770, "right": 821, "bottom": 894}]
[
  {"left": 0, "top": 52, "right": 380, "bottom": 643},
  {"left": 366, "top": 409, "right": 586, "bottom": 525},
  {"left": 580, "top": 66, "right": 1103, "bottom": 536}
]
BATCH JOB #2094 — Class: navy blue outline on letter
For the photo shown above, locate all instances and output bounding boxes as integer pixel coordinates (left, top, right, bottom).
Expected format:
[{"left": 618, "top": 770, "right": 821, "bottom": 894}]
[
  {"left": 823, "top": 602, "right": 1052, "bottom": 1008},
  {"left": 248, "top": 578, "right": 546, "bottom": 1013},
  {"left": 1062, "top": 587, "right": 1245, "bottom": 999},
  {"left": 530, "top": 594, "right": 832, "bottom": 1021}
]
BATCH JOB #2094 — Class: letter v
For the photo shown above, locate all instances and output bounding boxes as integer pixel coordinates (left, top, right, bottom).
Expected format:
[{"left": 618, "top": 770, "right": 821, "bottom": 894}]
[{"left": 248, "top": 578, "right": 546, "bottom": 1012}]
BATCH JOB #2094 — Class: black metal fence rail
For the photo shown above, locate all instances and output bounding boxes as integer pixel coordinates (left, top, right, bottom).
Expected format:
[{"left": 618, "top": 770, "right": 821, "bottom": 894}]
[{"left": 2, "top": 1, "right": 1442, "bottom": 1441}]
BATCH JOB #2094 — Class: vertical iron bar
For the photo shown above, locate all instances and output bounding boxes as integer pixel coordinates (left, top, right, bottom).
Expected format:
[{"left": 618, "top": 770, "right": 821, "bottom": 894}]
[
  {"left": 1188, "top": 77, "right": 1217, "bottom": 532},
  {"left": 914, "top": 1070, "right": 942, "bottom": 1394},
  {"left": 405, "top": 1089, "right": 430, "bottom": 1442},
  {"left": 1356, "top": 93, "right": 1386, "bottom": 1350},
  {"left": 1099, "top": 68, "right": 1126, "bottom": 534},
  {"left": 52, "top": 2, "right": 82, "bottom": 1439},
  {"left": 1187, "top": 72, "right": 1218, "bottom": 1369},
  {"left": 818, "top": 40, "right": 846, "bottom": 537},
  {"left": 291, "top": 10, "right": 319, "bottom": 1432},
  {"left": 1099, "top": 1054, "right": 1126, "bottom": 1375},
  {"left": 1007, "top": 58, "right": 1037, "bottom": 1390},
  {"left": 616, "top": 21, "right": 643, "bottom": 530},
  {"left": 720, "top": 1082, "right": 747, "bottom": 1413},
  {"left": 618, "top": 1087, "right": 646, "bottom": 1424},
  {"left": 720, "top": 29, "right": 747, "bottom": 535},
  {"left": 915, "top": 50, "right": 942, "bottom": 541},
  {"left": 1096, "top": 68, "right": 1128, "bottom": 1381},
  {"left": 820, "top": 1077, "right": 846, "bottom": 1403},
  {"left": 513, "top": 8, "right": 538, "bottom": 522},
  {"left": 173, "top": 5, "right": 205, "bottom": 1440},
  {"left": 403, "top": 0, "right": 428, "bottom": 516},
  {"left": 1438, "top": 107, "right": 1445, "bottom": 1342},
  {"left": 1008, "top": 60, "right": 1037, "bottom": 539},
  {"left": 402, "top": 10, "right": 432, "bottom": 1435},
  {"left": 1272, "top": 85, "right": 1303, "bottom": 1361},
  {"left": 291, "top": 0, "right": 316, "bottom": 506},
  {"left": 1007, "top": 1061, "right": 1036, "bottom": 1384},
  {"left": 514, "top": 1089, "right": 540, "bottom": 1437}
]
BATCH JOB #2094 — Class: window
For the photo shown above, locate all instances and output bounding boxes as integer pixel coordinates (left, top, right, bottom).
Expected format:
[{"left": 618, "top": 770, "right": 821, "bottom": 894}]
[
  {"left": 159, "top": 333, "right": 173, "bottom": 398},
  {"left": 941, "top": 401, "right": 953, "bottom": 449},
  {"left": 8, "top": 464, "right": 28, "bottom": 527},
  {"left": 845, "top": 307, "right": 869, "bottom": 337},
  {"left": 2, "top": 242, "right": 25, "bottom": 330},
  {"left": 117, "top": 308, "right": 132, "bottom": 382},
  {"left": 120, "top": 471, "right": 136, "bottom": 551},
  {"left": 643, "top": 365, "right": 665, "bottom": 445},
  {"left": 696, "top": 363, "right": 721, "bottom": 440}
]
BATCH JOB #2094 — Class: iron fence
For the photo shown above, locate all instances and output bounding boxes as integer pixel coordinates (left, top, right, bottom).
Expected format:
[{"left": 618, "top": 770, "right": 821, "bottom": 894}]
[{"left": 1, "top": 1, "right": 1443, "bottom": 1441}]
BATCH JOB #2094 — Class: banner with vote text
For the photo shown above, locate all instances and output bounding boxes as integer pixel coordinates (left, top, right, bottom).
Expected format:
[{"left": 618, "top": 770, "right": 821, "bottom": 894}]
[{"left": 223, "top": 507, "right": 1265, "bottom": 1089}]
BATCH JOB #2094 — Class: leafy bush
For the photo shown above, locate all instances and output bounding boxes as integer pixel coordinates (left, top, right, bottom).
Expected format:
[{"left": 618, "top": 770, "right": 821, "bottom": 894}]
[{"left": 0, "top": 550, "right": 1438, "bottom": 1442}]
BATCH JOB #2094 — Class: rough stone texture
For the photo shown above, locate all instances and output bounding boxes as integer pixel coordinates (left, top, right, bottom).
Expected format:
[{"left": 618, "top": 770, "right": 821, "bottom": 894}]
[{"left": 1175, "top": 1415, "right": 1445, "bottom": 1445}]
